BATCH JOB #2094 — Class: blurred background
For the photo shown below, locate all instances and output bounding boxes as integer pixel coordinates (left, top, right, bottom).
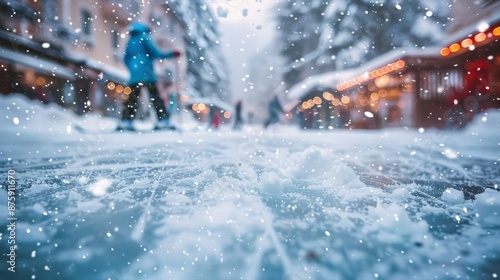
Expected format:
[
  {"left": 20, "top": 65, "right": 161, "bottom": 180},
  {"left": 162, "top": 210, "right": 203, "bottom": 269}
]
[{"left": 0, "top": 0, "right": 499, "bottom": 130}]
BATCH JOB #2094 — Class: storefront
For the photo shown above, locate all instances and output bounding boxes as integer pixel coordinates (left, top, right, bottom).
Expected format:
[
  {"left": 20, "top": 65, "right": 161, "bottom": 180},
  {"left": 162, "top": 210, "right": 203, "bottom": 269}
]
[
  {"left": 0, "top": 46, "right": 75, "bottom": 105},
  {"left": 289, "top": 16, "right": 500, "bottom": 130}
]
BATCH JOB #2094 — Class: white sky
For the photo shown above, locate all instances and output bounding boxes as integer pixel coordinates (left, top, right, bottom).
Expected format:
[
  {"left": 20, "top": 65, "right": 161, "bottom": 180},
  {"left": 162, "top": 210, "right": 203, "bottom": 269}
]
[{"left": 208, "top": 0, "right": 280, "bottom": 103}]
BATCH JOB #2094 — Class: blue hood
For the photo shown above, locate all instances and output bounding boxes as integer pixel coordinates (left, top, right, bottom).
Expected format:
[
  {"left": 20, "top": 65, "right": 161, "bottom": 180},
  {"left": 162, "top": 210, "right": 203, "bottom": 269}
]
[{"left": 129, "top": 22, "right": 150, "bottom": 36}]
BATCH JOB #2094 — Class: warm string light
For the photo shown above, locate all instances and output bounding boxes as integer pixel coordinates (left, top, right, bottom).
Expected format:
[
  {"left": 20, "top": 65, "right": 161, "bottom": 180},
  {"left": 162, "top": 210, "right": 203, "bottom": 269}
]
[
  {"left": 107, "top": 81, "right": 131, "bottom": 97},
  {"left": 192, "top": 103, "right": 228, "bottom": 117},
  {"left": 336, "top": 60, "right": 405, "bottom": 91},
  {"left": 323, "top": 25, "right": 498, "bottom": 114},
  {"left": 494, "top": 26, "right": 500, "bottom": 36},
  {"left": 441, "top": 25, "right": 500, "bottom": 57},
  {"left": 301, "top": 95, "right": 352, "bottom": 110},
  {"left": 337, "top": 24, "right": 500, "bottom": 93}
]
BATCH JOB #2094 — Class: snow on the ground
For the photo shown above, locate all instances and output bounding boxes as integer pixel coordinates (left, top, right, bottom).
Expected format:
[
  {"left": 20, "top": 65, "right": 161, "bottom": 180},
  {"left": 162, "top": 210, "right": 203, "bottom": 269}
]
[{"left": 0, "top": 94, "right": 499, "bottom": 280}]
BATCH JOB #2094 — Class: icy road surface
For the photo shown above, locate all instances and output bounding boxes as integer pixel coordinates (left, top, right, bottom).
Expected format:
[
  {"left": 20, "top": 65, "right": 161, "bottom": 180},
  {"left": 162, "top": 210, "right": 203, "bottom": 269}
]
[{"left": 1, "top": 95, "right": 499, "bottom": 280}]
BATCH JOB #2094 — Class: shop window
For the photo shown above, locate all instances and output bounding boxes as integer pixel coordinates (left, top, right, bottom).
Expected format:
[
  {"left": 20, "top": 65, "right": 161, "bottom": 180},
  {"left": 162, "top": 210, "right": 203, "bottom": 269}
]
[
  {"left": 42, "top": 0, "right": 59, "bottom": 23},
  {"left": 492, "top": 69, "right": 500, "bottom": 91},
  {"left": 81, "top": 9, "right": 92, "bottom": 36},
  {"left": 111, "top": 29, "right": 123, "bottom": 60},
  {"left": 419, "top": 70, "right": 463, "bottom": 101},
  {"left": 79, "top": 8, "right": 94, "bottom": 47},
  {"left": 111, "top": 30, "right": 119, "bottom": 49}
]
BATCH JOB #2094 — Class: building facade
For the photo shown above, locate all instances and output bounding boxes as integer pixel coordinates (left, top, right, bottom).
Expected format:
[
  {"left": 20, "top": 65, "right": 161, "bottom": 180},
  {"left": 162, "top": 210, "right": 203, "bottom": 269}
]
[
  {"left": 0, "top": 0, "right": 75, "bottom": 105},
  {"left": 286, "top": 0, "right": 500, "bottom": 130},
  {"left": 0, "top": 0, "right": 187, "bottom": 118}
]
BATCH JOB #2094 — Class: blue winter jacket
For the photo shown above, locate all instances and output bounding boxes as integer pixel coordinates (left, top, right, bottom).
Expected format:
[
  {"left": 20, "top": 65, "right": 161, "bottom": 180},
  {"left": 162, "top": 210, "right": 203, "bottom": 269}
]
[{"left": 124, "top": 22, "right": 175, "bottom": 85}]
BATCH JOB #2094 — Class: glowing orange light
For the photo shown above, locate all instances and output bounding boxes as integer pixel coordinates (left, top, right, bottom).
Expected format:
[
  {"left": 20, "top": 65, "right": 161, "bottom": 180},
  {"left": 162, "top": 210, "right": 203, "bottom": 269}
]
[
  {"left": 440, "top": 47, "right": 451, "bottom": 56},
  {"left": 332, "top": 99, "right": 340, "bottom": 106},
  {"left": 375, "top": 75, "right": 389, "bottom": 88},
  {"left": 474, "top": 32, "right": 486, "bottom": 43},
  {"left": 313, "top": 96, "right": 322, "bottom": 105},
  {"left": 179, "top": 95, "right": 190, "bottom": 102},
  {"left": 107, "top": 82, "right": 115, "bottom": 90},
  {"left": 396, "top": 60, "right": 405, "bottom": 68},
  {"left": 192, "top": 104, "right": 198, "bottom": 111},
  {"left": 223, "top": 111, "right": 231, "bottom": 119},
  {"left": 461, "top": 38, "right": 473, "bottom": 48},
  {"left": 307, "top": 99, "right": 314, "bottom": 107},
  {"left": 323, "top": 91, "right": 333, "bottom": 100},
  {"left": 494, "top": 26, "right": 500, "bottom": 36},
  {"left": 124, "top": 87, "right": 132, "bottom": 95},
  {"left": 36, "top": 77, "right": 46, "bottom": 86},
  {"left": 341, "top": 96, "right": 350, "bottom": 104},
  {"left": 198, "top": 103, "right": 206, "bottom": 111},
  {"left": 115, "top": 84, "right": 124, "bottom": 93},
  {"left": 449, "top": 43, "right": 461, "bottom": 52},
  {"left": 371, "top": 92, "right": 380, "bottom": 101},
  {"left": 302, "top": 102, "right": 309, "bottom": 109}
]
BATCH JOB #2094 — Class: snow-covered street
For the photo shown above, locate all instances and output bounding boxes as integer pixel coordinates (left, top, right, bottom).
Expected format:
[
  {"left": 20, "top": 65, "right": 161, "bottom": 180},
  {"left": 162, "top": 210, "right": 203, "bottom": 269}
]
[{"left": 1, "top": 95, "right": 499, "bottom": 279}]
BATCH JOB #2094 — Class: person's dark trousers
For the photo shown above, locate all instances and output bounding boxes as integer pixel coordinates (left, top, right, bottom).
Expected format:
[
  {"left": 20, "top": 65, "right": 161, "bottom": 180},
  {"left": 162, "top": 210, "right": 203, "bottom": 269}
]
[
  {"left": 264, "top": 115, "right": 278, "bottom": 128},
  {"left": 233, "top": 117, "right": 242, "bottom": 129},
  {"left": 122, "top": 83, "right": 169, "bottom": 121}
]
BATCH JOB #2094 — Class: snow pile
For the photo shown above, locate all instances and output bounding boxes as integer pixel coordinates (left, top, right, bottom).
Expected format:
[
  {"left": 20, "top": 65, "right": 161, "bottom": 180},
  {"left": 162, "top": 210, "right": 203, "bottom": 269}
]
[
  {"left": 259, "top": 171, "right": 291, "bottom": 194},
  {"left": 464, "top": 109, "right": 500, "bottom": 135},
  {"left": 474, "top": 188, "right": 500, "bottom": 227},
  {"left": 87, "top": 178, "right": 113, "bottom": 197},
  {"left": 1, "top": 95, "right": 499, "bottom": 279},
  {"left": 0, "top": 93, "right": 75, "bottom": 135},
  {"left": 255, "top": 145, "right": 377, "bottom": 203}
]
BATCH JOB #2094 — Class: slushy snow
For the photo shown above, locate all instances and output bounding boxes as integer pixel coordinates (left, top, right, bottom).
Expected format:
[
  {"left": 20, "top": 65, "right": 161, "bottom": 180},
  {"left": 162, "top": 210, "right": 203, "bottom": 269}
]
[{"left": 0, "top": 94, "right": 499, "bottom": 279}]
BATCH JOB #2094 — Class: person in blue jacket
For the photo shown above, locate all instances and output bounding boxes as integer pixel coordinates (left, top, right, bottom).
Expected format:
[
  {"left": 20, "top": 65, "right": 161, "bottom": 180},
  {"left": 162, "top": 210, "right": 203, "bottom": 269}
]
[{"left": 120, "top": 22, "right": 181, "bottom": 130}]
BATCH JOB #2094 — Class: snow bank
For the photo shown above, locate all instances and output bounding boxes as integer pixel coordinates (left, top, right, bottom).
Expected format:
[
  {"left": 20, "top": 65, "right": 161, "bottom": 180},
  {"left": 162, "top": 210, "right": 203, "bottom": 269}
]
[
  {"left": 464, "top": 109, "right": 500, "bottom": 136},
  {"left": 1, "top": 95, "right": 499, "bottom": 279}
]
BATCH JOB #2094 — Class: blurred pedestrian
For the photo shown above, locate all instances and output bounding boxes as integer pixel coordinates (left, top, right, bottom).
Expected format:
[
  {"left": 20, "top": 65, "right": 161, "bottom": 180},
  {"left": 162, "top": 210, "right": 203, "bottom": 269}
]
[
  {"left": 264, "top": 95, "right": 284, "bottom": 129},
  {"left": 210, "top": 107, "right": 220, "bottom": 129},
  {"left": 120, "top": 22, "right": 181, "bottom": 130},
  {"left": 233, "top": 100, "right": 243, "bottom": 130}
]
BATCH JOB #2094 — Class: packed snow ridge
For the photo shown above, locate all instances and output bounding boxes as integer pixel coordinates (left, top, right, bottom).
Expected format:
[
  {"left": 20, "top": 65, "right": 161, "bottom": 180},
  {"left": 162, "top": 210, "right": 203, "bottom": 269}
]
[{"left": 0, "top": 94, "right": 499, "bottom": 279}]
